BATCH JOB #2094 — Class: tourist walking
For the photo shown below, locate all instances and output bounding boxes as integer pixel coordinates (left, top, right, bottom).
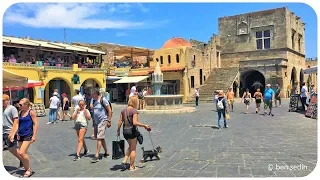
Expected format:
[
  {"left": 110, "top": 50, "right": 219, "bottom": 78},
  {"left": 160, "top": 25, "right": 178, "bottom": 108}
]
[
  {"left": 89, "top": 97, "right": 95, "bottom": 140},
  {"left": 72, "top": 100, "right": 90, "bottom": 161},
  {"left": 9, "top": 98, "right": 38, "bottom": 177},
  {"left": 253, "top": 88, "right": 263, "bottom": 114},
  {"left": 129, "top": 84, "right": 137, "bottom": 97},
  {"left": 61, "top": 93, "right": 71, "bottom": 121},
  {"left": 213, "top": 90, "right": 219, "bottom": 111},
  {"left": 216, "top": 91, "right": 228, "bottom": 129},
  {"left": 241, "top": 88, "right": 252, "bottom": 114},
  {"left": 195, "top": 88, "right": 200, "bottom": 107},
  {"left": 263, "top": 84, "right": 274, "bottom": 116},
  {"left": 54, "top": 89, "right": 62, "bottom": 121},
  {"left": 117, "top": 96, "right": 151, "bottom": 171},
  {"left": 274, "top": 84, "right": 282, "bottom": 107},
  {"left": 2, "top": 94, "right": 23, "bottom": 168},
  {"left": 300, "top": 82, "right": 308, "bottom": 111},
  {"left": 48, "top": 92, "right": 60, "bottom": 124},
  {"left": 91, "top": 89, "right": 112, "bottom": 163},
  {"left": 72, "top": 89, "right": 84, "bottom": 110},
  {"left": 226, "top": 88, "right": 235, "bottom": 112}
]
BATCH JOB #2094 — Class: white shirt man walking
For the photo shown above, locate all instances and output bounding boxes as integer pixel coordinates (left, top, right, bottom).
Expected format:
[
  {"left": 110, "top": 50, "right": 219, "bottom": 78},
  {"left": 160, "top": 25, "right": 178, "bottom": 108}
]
[
  {"left": 195, "top": 88, "right": 200, "bottom": 107},
  {"left": 2, "top": 94, "right": 23, "bottom": 168}
]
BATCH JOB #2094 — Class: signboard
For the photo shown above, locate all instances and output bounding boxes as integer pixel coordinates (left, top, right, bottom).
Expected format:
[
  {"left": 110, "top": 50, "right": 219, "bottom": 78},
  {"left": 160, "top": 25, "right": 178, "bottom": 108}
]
[
  {"left": 305, "top": 94, "right": 317, "bottom": 119},
  {"left": 113, "top": 68, "right": 130, "bottom": 77}
]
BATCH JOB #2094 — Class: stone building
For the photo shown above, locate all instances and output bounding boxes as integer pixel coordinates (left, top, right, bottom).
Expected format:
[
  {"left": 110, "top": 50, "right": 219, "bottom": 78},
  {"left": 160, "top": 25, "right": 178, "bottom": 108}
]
[
  {"left": 151, "top": 36, "right": 221, "bottom": 101},
  {"left": 217, "top": 7, "right": 307, "bottom": 97}
]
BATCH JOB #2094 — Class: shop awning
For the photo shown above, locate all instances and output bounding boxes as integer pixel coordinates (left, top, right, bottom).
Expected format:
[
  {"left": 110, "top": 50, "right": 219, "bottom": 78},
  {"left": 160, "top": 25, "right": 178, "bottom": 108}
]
[
  {"left": 304, "top": 66, "right": 317, "bottom": 74},
  {"left": 3, "top": 69, "right": 28, "bottom": 88},
  {"left": 113, "top": 76, "right": 149, "bottom": 84},
  {"left": 107, "top": 76, "right": 123, "bottom": 80}
]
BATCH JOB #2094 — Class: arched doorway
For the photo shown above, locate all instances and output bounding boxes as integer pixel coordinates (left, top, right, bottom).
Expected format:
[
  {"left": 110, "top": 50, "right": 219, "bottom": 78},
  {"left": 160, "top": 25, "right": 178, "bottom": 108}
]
[
  {"left": 299, "top": 69, "right": 304, "bottom": 90},
  {"left": 232, "top": 81, "right": 238, "bottom": 97},
  {"left": 290, "top": 67, "right": 297, "bottom": 89},
  {"left": 240, "top": 70, "right": 265, "bottom": 96},
  {"left": 81, "top": 79, "right": 100, "bottom": 105},
  {"left": 44, "top": 78, "right": 71, "bottom": 108}
]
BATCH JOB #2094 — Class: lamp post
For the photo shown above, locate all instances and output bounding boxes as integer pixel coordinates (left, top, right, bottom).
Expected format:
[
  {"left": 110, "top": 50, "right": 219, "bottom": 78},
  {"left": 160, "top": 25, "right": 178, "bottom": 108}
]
[{"left": 39, "top": 67, "right": 48, "bottom": 81}]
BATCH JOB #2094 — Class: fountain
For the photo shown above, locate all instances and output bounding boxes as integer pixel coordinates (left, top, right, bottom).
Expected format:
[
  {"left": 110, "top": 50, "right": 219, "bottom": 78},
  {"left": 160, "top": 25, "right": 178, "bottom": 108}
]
[{"left": 140, "top": 60, "right": 196, "bottom": 114}]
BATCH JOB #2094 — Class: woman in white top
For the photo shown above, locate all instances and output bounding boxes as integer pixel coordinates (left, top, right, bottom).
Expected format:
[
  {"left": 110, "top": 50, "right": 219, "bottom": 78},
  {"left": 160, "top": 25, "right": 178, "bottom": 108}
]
[{"left": 71, "top": 100, "right": 91, "bottom": 161}]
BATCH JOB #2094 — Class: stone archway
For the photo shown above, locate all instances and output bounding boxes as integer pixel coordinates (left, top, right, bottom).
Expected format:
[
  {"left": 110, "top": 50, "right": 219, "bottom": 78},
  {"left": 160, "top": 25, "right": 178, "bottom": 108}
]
[
  {"left": 240, "top": 70, "right": 265, "bottom": 96},
  {"left": 44, "top": 78, "right": 71, "bottom": 108},
  {"left": 290, "top": 67, "right": 297, "bottom": 88},
  {"left": 299, "top": 69, "right": 304, "bottom": 90},
  {"left": 81, "top": 79, "right": 101, "bottom": 104}
]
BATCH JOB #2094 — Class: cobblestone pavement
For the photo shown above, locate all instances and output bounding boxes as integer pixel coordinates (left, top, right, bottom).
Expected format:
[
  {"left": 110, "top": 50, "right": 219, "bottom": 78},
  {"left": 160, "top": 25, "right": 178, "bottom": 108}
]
[{"left": 3, "top": 99, "right": 317, "bottom": 177}]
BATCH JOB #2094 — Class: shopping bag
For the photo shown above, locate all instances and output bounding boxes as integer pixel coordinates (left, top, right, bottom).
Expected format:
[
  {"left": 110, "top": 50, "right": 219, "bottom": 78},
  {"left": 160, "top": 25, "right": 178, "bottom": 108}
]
[
  {"left": 226, "top": 113, "right": 230, "bottom": 120},
  {"left": 112, "top": 137, "right": 125, "bottom": 160}
]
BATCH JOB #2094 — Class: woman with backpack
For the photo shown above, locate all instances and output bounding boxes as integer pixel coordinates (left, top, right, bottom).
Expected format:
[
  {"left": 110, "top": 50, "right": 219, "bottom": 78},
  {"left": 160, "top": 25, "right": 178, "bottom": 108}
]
[
  {"left": 216, "top": 91, "right": 228, "bottom": 129},
  {"left": 241, "top": 88, "right": 252, "bottom": 114}
]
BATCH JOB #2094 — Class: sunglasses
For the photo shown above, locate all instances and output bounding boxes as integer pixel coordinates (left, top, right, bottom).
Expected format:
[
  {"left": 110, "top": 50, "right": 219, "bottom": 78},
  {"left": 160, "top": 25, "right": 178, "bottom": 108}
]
[{"left": 79, "top": 104, "right": 85, "bottom": 106}]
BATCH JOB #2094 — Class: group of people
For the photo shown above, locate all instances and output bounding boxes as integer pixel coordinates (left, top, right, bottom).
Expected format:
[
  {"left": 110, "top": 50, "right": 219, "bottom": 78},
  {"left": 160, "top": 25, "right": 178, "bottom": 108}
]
[
  {"left": 3, "top": 86, "right": 152, "bottom": 177},
  {"left": 126, "top": 84, "right": 149, "bottom": 110},
  {"left": 3, "top": 94, "right": 38, "bottom": 177}
]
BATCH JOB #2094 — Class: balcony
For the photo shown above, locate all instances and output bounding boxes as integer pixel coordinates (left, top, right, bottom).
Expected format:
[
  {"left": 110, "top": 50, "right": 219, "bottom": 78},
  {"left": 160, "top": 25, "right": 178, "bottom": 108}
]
[{"left": 3, "top": 62, "right": 103, "bottom": 71}]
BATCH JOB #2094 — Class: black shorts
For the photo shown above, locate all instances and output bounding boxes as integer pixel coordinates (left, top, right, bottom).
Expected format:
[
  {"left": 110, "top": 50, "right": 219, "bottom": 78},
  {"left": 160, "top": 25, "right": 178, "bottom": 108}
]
[
  {"left": 255, "top": 99, "right": 262, "bottom": 104},
  {"left": 123, "top": 127, "right": 137, "bottom": 140},
  {"left": 3, "top": 133, "right": 17, "bottom": 148},
  {"left": 63, "top": 106, "right": 69, "bottom": 111},
  {"left": 17, "top": 132, "right": 33, "bottom": 142}
]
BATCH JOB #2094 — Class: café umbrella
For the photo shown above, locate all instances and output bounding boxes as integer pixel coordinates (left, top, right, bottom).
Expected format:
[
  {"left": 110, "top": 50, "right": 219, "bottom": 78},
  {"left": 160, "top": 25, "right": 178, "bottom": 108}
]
[{"left": 3, "top": 69, "right": 44, "bottom": 103}]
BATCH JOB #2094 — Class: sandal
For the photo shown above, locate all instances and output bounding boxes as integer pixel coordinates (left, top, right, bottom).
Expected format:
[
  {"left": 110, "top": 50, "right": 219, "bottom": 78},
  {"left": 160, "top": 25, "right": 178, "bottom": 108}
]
[
  {"left": 129, "top": 166, "right": 138, "bottom": 171},
  {"left": 20, "top": 168, "right": 35, "bottom": 178}
]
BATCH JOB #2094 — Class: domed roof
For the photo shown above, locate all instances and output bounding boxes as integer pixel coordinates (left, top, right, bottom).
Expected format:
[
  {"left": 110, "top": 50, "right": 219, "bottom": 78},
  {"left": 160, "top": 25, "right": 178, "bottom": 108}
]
[{"left": 162, "top": 37, "right": 192, "bottom": 49}]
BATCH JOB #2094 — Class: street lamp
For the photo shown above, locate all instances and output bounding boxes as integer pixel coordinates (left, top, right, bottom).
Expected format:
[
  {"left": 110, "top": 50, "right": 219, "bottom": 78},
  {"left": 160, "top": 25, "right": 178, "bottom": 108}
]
[{"left": 39, "top": 67, "right": 48, "bottom": 81}]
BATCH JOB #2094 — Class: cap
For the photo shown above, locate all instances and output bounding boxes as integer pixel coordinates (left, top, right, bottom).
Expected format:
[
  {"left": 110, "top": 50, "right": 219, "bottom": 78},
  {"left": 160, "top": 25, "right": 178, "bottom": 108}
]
[
  {"left": 266, "top": 84, "right": 271, "bottom": 87},
  {"left": 61, "top": 93, "right": 67, "bottom": 97},
  {"left": 53, "top": 92, "right": 58, "bottom": 96},
  {"left": 2, "top": 94, "right": 10, "bottom": 101}
]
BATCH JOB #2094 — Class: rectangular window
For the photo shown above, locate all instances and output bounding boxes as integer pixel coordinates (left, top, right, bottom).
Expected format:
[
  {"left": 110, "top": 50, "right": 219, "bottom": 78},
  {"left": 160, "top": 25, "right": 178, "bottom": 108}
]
[
  {"left": 191, "top": 76, "right": 195, "bottom": 88},
  {"left": 256, "top": 30, "right": 271, "bottom": 50}
]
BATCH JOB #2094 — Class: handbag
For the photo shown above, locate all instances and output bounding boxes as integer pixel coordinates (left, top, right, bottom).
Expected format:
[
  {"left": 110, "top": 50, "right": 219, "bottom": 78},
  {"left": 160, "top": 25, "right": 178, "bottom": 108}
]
[
  {"left": 226, "top": 113, "right": 230, "bottom": 120},
  {"left": 112, "top": 136, "right": 125, "bottom": 160},
  {"left": 126, "top": 108, "right": 143, "bottom": 145}
]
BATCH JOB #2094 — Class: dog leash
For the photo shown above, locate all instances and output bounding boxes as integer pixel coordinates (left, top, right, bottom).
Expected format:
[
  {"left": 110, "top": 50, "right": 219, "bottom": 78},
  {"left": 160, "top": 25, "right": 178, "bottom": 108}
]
[{"left": 148, "top": 131, "right": 155, "bottom": 150}]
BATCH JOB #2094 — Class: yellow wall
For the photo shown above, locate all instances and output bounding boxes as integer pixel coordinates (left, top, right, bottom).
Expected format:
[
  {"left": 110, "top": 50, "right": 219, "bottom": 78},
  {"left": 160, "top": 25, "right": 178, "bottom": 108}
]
[
  {"left": 3, "top": 63, "right": 106, "bottom": 105},
  {"left": 151, "top": 47, "right": 188, "bottom": 68}
]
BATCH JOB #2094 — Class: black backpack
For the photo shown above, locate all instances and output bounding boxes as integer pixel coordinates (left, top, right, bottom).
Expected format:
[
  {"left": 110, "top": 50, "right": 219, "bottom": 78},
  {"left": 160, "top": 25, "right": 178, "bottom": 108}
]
[{"left": 100, "top": 98, "right": 112, "bottom": 113}]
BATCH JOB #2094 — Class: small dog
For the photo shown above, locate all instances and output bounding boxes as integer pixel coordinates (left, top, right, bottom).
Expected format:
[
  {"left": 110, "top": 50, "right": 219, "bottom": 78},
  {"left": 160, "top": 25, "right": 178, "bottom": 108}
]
[{"left": 141, "top": 146, "right": 162, "bottom": 162}]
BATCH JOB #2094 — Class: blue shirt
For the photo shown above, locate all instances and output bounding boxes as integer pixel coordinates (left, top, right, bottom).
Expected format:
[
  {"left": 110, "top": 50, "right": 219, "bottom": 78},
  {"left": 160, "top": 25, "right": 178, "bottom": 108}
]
[
  {"left": 93, "top": 97, "right": 110, "bottom": 124},
  {"left": 18, "top": 110, "right": 33, "bottom": 136},
  {"left": 264, "top": 88, "right": 274, "bottom": 101}
]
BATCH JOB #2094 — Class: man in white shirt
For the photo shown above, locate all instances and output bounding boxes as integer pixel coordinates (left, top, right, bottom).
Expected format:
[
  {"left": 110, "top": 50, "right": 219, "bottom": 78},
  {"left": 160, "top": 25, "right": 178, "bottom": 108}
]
[
  {"left": 72, "top": 89, "right": 84, "bottom": 110},
  {"left": 195, "top": 88, "right": 200, "bottom": 107},
  {"left": 48, "top": 92, "right": 60, "bottom": 124},
  {"left": 300, "top": 82, "right": 308, "bottom": 111},
  {"left": 129, "top": 84, "right": 137, "bottom": 97}
]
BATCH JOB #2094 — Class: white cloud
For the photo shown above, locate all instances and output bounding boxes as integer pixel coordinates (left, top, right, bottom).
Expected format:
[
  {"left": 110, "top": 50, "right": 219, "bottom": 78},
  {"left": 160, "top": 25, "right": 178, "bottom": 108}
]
[
  {"left": 115, "top": 32, "right": 128, "bottom": 37},
  {"left": 3, "top": 3, "right": 152, "bottom": 29}
]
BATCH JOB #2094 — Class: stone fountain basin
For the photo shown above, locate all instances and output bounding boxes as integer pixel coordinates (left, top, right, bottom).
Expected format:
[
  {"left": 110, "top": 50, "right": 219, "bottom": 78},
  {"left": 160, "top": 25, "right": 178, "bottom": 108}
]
[{"left": 144, "top": 95, "right": 184, "bottom": 110}]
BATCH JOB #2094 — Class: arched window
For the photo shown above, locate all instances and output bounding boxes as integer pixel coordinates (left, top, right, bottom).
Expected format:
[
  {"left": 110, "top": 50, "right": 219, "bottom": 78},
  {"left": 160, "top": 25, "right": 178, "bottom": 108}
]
[
  {"left": 160, "top": 56, "right": 163, "bottom": 64},
  {"left": 156, "top": 58, "right": 159, "bottom": 62},
  {"left": 176, "top": 54, "right": 179, "bottom": 63},
  {"left": 168, "top": 55, "right": 171, "bottom": 64}
]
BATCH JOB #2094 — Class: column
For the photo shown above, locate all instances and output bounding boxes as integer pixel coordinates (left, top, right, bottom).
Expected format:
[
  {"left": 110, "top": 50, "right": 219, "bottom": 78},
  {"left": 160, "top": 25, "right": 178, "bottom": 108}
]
[{"left": 183, "top": 69, "right": 188, "bottom": 103}]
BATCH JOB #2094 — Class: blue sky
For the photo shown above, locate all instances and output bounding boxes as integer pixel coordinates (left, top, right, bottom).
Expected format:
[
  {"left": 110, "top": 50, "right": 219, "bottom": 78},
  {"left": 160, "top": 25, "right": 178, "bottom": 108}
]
[{"left": 3, "top": 2, "right": 318, "bottom": 57}]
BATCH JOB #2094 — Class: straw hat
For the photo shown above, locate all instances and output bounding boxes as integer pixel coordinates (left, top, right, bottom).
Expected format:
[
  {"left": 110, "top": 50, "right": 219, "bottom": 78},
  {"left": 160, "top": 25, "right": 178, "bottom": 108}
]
[{"left": 2, "top": 94, "right": 10, "bottom": 101}]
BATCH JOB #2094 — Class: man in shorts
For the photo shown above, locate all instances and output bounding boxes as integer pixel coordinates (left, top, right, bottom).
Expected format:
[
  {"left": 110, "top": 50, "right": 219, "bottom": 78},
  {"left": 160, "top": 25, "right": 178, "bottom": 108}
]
[
  {"left": 263, "top": 84, "right": 275, "bottom": 116},
  {"left": 2, "top": 94, "right": 23, "bottom": 168},
  {"left": 274, "top": 84, "right": 282, "bottom": 107},
  {"left": 226, "top": 88, "right": 235, "bottom": 112},
  {"left": 91, "top": 89, "right": 112, "bottom": 163}
]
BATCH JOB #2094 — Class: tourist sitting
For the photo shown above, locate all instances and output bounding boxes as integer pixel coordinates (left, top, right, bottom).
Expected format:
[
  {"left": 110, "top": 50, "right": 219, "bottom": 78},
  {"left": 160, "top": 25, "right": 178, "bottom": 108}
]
[{"left": 9, "top": 54, "right": 17, "bottom": 63}]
